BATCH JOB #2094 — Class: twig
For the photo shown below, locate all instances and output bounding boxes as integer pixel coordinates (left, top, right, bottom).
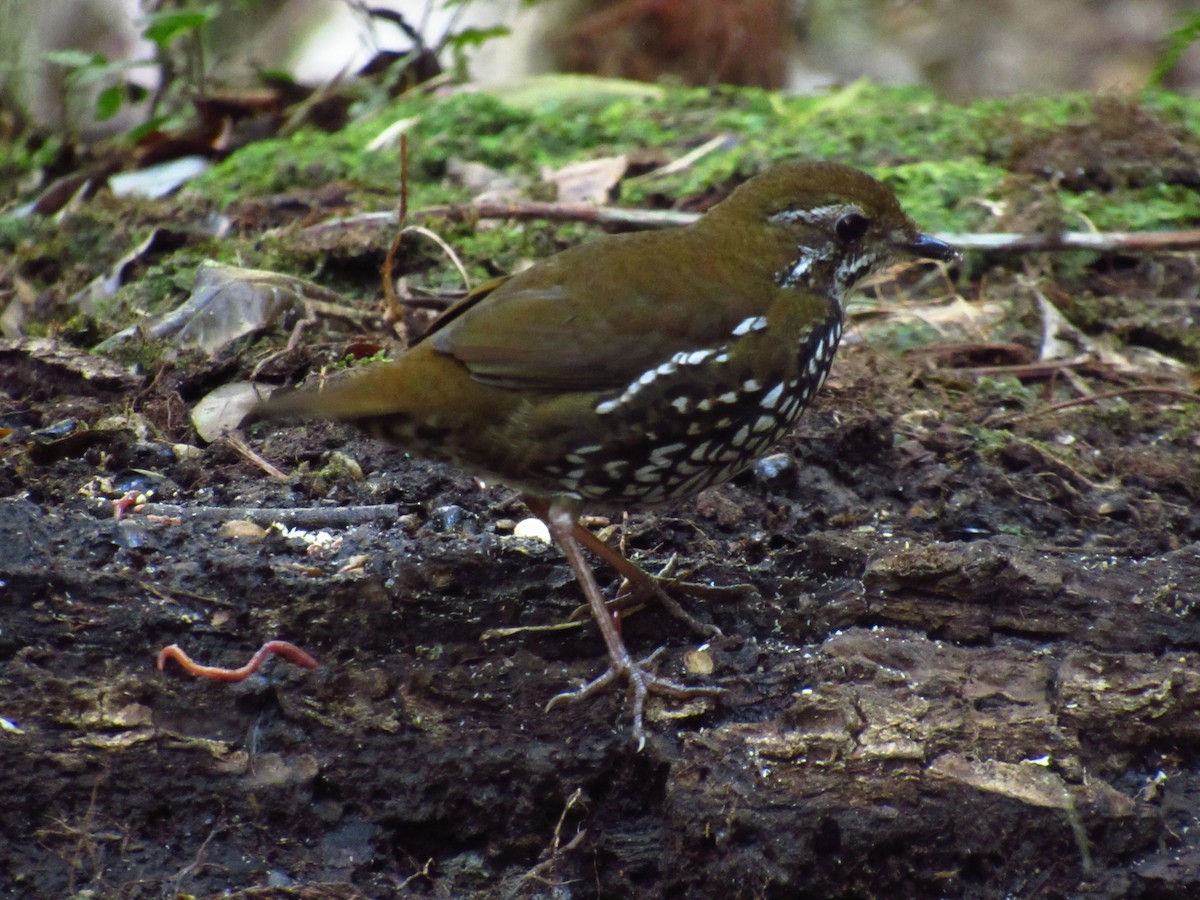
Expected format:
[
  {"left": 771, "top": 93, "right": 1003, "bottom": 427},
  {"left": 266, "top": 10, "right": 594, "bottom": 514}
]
[
  {"left": 303, "top": 203, "right": 1200, "bottom": 254},
  {"left": 399, "top": 224, "right": 472, "bottom": 291},
  {"left": 218, "top": 432, "right": 289, "bottom": 482},
  {"left": 382, "top": 133, "right": 409, "bottom": 327},
  {"left": 942, "top": 229, "right": 1200, "bottom": 253},
  {"left": 944, "top": 355, "right": 1094, "bottom": 379},
  {"left": 163, "top": 816, "right": 225, "bottom": 895},
  {"left": 299, "top": 203, "right": 695, "bottom": 243},
  {"left": 520, "top": 788, "right": 588, "bottom": 889},
  {"left": 137, "top": 502, "right": 404, "bottom": 526},
  {"left": 1009, "top": 386, "right": 1200, "bottom": 423}
]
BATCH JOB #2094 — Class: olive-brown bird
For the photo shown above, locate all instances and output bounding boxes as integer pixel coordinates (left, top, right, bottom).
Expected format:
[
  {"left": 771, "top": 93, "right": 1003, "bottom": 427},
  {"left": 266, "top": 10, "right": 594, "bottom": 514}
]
[{"left": 259, "top": 162, "right": 957, "bottom": 746}]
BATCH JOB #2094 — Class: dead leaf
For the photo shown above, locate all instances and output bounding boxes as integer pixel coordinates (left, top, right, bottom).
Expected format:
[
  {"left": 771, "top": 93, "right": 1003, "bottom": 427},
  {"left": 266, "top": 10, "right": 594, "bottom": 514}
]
[
  {"left": 543, "top": 156, "right": 628, "bottom": 205},
  {"left": 191, "top": 381, "right": 264, "bottom": 443}
]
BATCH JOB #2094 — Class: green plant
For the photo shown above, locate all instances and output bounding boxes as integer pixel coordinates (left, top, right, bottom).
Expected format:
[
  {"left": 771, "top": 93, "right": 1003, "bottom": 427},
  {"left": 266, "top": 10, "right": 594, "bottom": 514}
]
[{"left": 1150, "top": 10, "right": 1200, "bottom": 86}]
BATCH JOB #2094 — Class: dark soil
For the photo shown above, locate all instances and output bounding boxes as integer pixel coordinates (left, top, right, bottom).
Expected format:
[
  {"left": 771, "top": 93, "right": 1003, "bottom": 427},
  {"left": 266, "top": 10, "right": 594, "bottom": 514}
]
[{"left": 2, "top": 289, "right": 1199, "bottom": 898}]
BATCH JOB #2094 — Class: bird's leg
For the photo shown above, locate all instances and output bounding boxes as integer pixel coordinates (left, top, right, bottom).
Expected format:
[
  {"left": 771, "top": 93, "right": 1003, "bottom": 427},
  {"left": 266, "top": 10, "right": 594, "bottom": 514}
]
[
  {"left": 520, "top": 496, "right": 724, "bottom": 638},
  {"left": 567, "top": 523, "right": 730, "bottom": 637},
  {"left": 540, "top": 497, "right": 723, "bottom": 749}
]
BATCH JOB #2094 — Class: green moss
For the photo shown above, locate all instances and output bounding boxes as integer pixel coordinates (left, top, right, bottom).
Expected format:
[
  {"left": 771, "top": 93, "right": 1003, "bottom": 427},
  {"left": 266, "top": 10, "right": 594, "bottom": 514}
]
[
  {"left": 187, "top": 81, "right": 1200, "bottom": 242},
  {"left": 11, "top": 76, "right": 1200, "bottom": 370}
]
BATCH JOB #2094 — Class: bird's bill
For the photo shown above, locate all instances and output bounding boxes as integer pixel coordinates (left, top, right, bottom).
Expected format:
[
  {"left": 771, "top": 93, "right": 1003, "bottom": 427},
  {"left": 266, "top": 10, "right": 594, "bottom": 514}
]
[{"left": 907, "top": 232, "right": 960, "bottom": 262}]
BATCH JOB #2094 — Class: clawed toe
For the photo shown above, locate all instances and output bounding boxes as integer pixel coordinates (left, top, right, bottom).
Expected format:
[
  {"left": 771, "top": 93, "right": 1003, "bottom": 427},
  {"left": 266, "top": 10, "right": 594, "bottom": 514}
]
[{"left": 547, "top": 648, "right": 726, "bottom": 750}]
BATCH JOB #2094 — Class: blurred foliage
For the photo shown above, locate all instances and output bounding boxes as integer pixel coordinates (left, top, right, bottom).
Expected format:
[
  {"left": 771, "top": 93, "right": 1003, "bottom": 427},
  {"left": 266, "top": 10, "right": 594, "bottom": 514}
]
[{"left": 1151, "top": 11, "right": 1200, "bottom": 87}]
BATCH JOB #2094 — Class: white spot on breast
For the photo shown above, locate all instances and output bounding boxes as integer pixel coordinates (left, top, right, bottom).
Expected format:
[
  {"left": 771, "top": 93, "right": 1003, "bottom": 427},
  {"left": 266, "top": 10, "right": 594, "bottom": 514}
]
[
  {"left": 761, "top": 384, "right": 784, "bottom": 409},
  {"left": 742, "top": 378, "right": 761, "bottom": 392},
  {"left": 680, "top": 349, "right": 715, "bottom": 366},
  {"left": 718, "top": 391, "right": 739, "bottom": 404},
  {"left": 650, "top": 442, "right": 687, "bottom": 467},
  {"left": 596, "top": 398, "right": 619, "bottom": 414},
  {"left": 671, "top": 396, "right": 690, "bottom": 413},
  {"left": 732, "top": 315, "right": 768, "bottom": 336},
  {"left": 732, "top": 425, "right": 750, "bottom": 446},
  {"left": 753, "top": 415, "right": 775, "bottom": 434}
]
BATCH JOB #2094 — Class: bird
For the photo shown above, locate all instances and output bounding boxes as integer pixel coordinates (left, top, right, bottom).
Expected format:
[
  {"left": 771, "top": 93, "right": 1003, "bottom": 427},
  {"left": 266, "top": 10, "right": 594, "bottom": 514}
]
[{"left": 253, "top": 161, "right": 957, "bottom": 746}]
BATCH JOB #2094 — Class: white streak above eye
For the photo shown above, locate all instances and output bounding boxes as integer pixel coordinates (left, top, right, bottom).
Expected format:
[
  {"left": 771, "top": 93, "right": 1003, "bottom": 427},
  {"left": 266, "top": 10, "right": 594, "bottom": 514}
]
[{"left": 769, "top": 204, "right": 850, "bottom": 225}]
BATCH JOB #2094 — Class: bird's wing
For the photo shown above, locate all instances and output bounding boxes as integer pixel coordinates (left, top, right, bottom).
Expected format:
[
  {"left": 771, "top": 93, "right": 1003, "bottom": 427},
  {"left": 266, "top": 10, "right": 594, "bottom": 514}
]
[{"left": 427, "top": 232, "right": 773, "bottom": 393}]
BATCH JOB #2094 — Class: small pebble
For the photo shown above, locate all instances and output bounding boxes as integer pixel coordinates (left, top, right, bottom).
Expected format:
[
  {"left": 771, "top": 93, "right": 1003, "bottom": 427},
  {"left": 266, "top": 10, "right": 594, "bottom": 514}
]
[
  {"left": 755, "top": 452, "right": 793, "bottom": 482},
  {"left": 513, "top": 517, "right": 551, "bottom": 543},
  {"left": 432, "top": 504, "right": 466, "bottom": 531},
  {"left": 219, "top": 520, "right": 268, "bottom": 541},
  {"left": 684, "top": 648, "right": 715, "bottom": 675}
]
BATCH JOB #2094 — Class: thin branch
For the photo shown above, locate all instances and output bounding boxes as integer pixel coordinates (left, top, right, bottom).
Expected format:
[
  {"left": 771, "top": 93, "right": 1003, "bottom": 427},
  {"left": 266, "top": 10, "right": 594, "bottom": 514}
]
[
  {"left": 382, "top": 133, "right": 410, "bottom": 327},
  {"left": 137, "top": 503, "right": 404, "bottom": 527},
  {"left": 301, "top": 202, "right": 1200, "bottom": 254},
  {"left": 299, "top": 203, "right": 696, "bottom": 243},
  {"left": 1009, "top": 386, "right": 1200, "bottom": 423},
  {"left": 939, "top": 229, "right": 1200, "bottom": 253},
  {"left": 218, "top": 432, "right": 289, "bottom": 482}
]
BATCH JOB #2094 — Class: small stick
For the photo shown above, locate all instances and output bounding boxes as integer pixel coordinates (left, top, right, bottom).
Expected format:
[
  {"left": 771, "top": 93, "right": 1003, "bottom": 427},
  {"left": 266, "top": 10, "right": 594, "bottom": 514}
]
[
  {"left": 381, "top": 133, "right": 410, "bottom": 328},
  {"left": 157, "top": 641, "right": 318, "bottom": 682}
]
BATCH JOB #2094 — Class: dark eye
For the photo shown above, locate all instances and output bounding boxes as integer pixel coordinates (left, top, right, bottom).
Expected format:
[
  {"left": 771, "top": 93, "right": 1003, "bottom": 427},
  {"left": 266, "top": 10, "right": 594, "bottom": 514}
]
[{"left": 836, "top": 212, "right": 869, "bottom": 242}]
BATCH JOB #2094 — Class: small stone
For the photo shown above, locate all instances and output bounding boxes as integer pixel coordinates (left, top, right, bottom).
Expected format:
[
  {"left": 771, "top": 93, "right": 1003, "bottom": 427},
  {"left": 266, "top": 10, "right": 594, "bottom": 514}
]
[
  {"left": 172, "top": 443, "right": 204, "bottom": 460},
  {"left": 684, "top": 648, "right": 715, "bottom": 675},
  {"left": 513, "top": 517, "right": 551, "bottom": 543},
  {"left": 219, "top": 519, "right": 268, "bottom": 541},
  {"left": 432, "top": 504, "right": 466, "bottom": 531},
  {"left": 755, "top": 452, "right": 793, "bottom": 482}
]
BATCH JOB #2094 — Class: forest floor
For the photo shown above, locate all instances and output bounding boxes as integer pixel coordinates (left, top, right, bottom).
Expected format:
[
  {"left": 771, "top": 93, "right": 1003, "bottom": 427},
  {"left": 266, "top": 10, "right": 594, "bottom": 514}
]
[{"left": 2, "top": 81, "right": 1199, "bottom": 898}]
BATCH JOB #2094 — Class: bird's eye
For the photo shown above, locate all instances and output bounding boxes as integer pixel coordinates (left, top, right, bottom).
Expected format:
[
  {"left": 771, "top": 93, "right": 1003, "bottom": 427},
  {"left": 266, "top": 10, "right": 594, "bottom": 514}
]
[{"left": 836, "top": 212, "right": 869, "bottom": 242}]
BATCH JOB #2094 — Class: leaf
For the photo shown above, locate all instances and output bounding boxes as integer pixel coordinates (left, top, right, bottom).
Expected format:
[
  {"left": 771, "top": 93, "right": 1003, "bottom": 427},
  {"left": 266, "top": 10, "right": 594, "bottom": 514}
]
[
  {"left": 1150, "top": 13, "right": 1200, "bottom": 87},
  {"left": 166, "top": 262, "right": 309, "bottom": 355},
  {"left": 142, "top": 7, "right": 218, "bottom": 47},
  {"left": 542, "top": 155, "right": 628, "bottom": 205},
  {"left": 443, "top": 25, "right": 510, "bottom": 51},
  {"left": 94, "top": 85, "right": 124, "bottom": 122},
  {"left": 191, "top": 382, "right": 264, "bottom": 443},
  {"left": 42, "top": 49, "right": 106, "bottom": 70}
]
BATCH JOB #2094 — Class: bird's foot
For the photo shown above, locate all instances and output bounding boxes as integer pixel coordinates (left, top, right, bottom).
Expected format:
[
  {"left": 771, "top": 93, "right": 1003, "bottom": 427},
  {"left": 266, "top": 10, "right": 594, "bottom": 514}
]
[
  {"left": 546, "top": 647, "right": 725, "bottom": 750},
  {"left": 571, "top": 555, "right": 759, "bottom": 639}
]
